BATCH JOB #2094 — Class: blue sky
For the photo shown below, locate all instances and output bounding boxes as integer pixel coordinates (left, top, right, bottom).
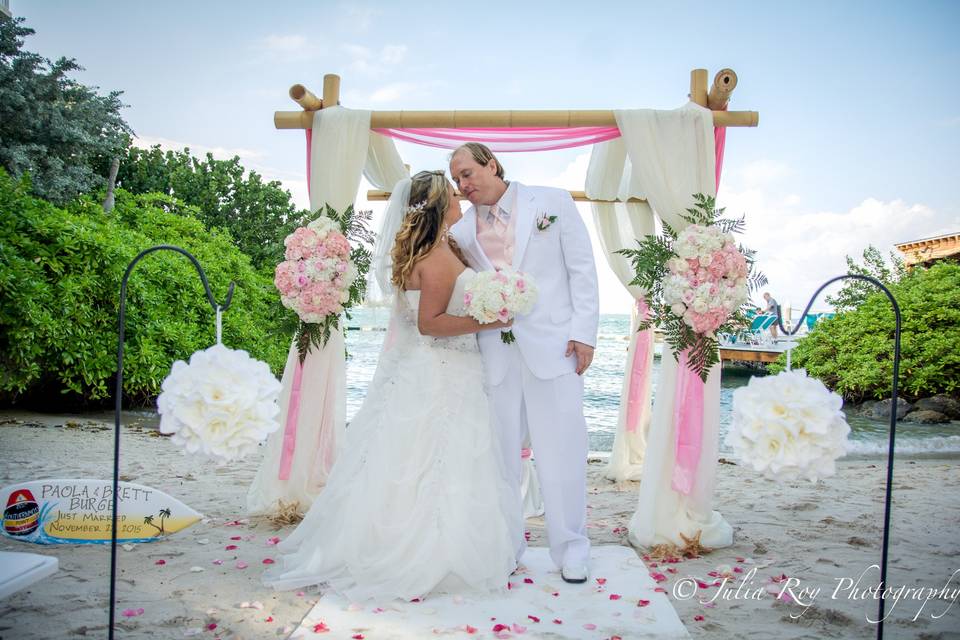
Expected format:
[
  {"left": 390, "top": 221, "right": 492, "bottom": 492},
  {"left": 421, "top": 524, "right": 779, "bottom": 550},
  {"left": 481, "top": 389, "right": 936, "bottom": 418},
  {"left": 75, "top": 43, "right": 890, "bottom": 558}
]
[{"left": 12, "top": 1, "right": 960, "bottom": 313}]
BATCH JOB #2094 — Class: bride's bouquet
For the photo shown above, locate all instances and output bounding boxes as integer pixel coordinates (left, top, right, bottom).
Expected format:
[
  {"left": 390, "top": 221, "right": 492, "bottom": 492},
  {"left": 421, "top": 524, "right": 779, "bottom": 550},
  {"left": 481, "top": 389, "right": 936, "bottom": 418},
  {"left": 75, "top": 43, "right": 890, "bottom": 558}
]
[
  {"left": 274, "top": 205, "right": 374, "bottom": 361},
  {"left": 464, "top": 269, "right": 538, "bottom": 344},
  {"left": 618, "top": 194, "right": 765, "bottom": 381}
]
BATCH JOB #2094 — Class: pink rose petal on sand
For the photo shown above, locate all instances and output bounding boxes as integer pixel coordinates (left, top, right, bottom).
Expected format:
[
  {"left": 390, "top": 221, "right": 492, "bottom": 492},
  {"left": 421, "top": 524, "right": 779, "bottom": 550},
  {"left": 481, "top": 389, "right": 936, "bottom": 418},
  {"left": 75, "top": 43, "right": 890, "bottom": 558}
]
[
  {"left": 512, "top": 623, "right": 526, "bottom": 633},
  {"left": 154, "top": 559, "right": 166, "bottom": 565},
  {"left": 235, "top": 561, "right": 248, "bottom": 569},
  {"left": 654, "top": 587, "right": 666, "bottom": 593},
  {"left": 463, "top": 625, "right": 478, "bottom": 634},
  {"left": 595, "top": 578, "right": 607, "bottom": 585},
  {"left": 637, "top": 599, "right": 650, "bottom": 607},
  {"left": 609, "top": 594, "right": 622, "bottom": 600},
  {"left": 121, "top": 608, "right": 144, "bottom": 617},
  {"left": 225, "top": 545, "right": 238, "bottom": 551},
  {"left": 523, "top": 578, "right": 534, "bottom": 584},
  {"left": 262, "top": 558, "right": 275, "bottom": 565},
  {"left": 351, "top": 635, "right": 364, "bottom": 639},
  {"left": 527, "top": 615, "right": 540, "bottom": 623},
  {"left": 552, "top": 619, "right": 562, "bottom": 624},
  {"left": 583, "top": 623, "right": 597, "bottom": 630},
  {"left": 312, "top": 622, "right": 329, "bottom": 633},
  {"left": 206, "top": 623, "right": 217, "bottom": 631},
  {"left": 266, "top": 537, "right": 281, "bottom": 546},
  {"left": 694, "top": 615, "right": 705, "bottom": 622},
  {"left": 650, "top": 572, "right": 667, "bottom": 583},
  {"left": 230, "top": 536, "right": 241, "bottom": 541},
  {"left": 211, "top": 559, "right": 223, "bottom": 565}
]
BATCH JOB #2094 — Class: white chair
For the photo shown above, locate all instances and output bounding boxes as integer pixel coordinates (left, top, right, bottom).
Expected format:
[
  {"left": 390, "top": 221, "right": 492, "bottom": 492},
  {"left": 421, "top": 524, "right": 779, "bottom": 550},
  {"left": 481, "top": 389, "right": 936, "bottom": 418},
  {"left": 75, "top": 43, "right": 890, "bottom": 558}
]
[{"left": 0, "top": 551, "right": 59, "bottom": 599}]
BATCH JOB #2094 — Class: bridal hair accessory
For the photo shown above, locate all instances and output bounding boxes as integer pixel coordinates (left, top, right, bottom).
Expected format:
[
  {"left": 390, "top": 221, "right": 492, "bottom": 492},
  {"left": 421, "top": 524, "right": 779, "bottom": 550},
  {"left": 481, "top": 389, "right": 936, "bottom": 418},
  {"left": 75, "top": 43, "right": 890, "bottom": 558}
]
[{"left": 405, "top": 201, "right": 427, "bottom": 216}]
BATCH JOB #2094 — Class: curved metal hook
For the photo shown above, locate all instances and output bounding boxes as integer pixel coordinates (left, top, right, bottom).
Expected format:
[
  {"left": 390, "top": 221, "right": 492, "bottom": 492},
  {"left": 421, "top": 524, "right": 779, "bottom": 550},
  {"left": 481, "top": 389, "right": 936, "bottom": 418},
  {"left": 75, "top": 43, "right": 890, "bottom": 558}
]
[
  {"left": 770, "top": 274, "right": 901, "bottom": 640},
  {"left": 109, "top": 245, "right": 235, "bottom": 639}
]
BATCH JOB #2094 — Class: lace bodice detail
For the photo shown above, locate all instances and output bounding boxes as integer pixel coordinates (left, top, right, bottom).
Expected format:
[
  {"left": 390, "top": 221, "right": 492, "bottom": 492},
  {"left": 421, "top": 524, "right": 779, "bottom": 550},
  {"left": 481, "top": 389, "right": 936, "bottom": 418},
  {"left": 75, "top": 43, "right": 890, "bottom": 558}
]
[{"left": 402, "top": 268, "right": 479, "bottom": 353}]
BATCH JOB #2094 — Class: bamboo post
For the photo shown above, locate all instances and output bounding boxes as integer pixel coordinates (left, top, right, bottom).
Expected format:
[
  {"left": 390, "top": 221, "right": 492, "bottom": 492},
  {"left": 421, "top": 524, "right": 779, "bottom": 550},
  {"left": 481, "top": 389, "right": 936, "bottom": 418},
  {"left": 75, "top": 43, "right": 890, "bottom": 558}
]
[
  {"left": 708, "top": 69, "right": 737, "bottom": 110},
  {"left": 289, "top": 84, "right": 322, "bottom": 110},
  {"left": 689, "top": 68, "right": 709, "bottom": 107},
  {"left": 322, "top": 74, "right": 341, "bottom": 107}
]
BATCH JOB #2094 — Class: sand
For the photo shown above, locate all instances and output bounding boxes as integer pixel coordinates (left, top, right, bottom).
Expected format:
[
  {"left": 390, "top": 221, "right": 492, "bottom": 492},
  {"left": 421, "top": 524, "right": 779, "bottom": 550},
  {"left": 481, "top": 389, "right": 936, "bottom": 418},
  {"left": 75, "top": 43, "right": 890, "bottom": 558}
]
[{"left": 1, "top": 411, "right": 958, "bottom": 639}]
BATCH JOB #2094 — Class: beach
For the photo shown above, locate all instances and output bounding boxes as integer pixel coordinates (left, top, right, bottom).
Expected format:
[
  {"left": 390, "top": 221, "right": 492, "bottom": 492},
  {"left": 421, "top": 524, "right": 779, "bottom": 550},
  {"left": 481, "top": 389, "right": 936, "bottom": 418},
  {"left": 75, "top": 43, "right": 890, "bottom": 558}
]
[{"left": 1, "top": 411, "right": 958, "bottom": 639}]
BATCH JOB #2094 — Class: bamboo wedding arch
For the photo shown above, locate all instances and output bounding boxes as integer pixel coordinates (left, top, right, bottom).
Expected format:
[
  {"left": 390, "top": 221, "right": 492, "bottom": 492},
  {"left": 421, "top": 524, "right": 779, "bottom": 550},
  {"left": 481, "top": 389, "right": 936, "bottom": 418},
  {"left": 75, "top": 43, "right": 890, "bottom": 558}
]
[{"left": 273, "top": 68, "right": 759, "bottom": 203}]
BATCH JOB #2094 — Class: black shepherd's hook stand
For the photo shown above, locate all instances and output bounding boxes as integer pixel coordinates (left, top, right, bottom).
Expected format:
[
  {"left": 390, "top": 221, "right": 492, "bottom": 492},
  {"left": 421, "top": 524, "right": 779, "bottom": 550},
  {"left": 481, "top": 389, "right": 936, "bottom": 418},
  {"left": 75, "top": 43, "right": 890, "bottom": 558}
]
[
  {"left": 109, "top": 245, "right": 234, "bottom": 640},
  {"left": 775, "top": 274, "right": 901, "bottom": 640}
]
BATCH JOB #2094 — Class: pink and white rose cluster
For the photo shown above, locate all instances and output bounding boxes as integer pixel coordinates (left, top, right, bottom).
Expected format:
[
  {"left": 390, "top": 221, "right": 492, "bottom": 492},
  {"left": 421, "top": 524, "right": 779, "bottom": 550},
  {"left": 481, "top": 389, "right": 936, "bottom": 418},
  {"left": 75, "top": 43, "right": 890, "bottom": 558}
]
[
  {"left": 274, "top": 217, "right": 357, "bottom": 324},
  {"left": 663, "top": 224, "right": 749, "bottom": 335},
  {"left": 463, "top": 269, "right": 538, "bottom": 343}
]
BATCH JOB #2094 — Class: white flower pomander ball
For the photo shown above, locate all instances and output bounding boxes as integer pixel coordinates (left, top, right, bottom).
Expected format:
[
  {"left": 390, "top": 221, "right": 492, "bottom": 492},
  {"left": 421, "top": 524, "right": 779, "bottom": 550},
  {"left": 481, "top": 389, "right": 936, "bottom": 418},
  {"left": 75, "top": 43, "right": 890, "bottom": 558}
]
[
  {"left": 157, "top": 344, "right": 282, "bottom": 462},
  {"left": 726, "top": 369, "right": 850, "bottom": 483}
]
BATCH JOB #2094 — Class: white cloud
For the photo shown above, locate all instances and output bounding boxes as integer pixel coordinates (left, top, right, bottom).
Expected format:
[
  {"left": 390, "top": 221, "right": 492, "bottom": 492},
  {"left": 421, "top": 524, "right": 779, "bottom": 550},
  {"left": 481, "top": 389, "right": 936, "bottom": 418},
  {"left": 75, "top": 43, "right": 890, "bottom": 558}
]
[
  {"left": 255, "top": 33, "right": 324, "bottom": 62},
  {"left": 719, "top": 182, "right": 959, "bottom": 312},
  {"left": 732, "top": 158, "right": 793, "bottom": 187},
  {"left": 132, "top": 135, "right": 264, "bottom": 162},
  {"left": 342, "top": 43, "right": 409, "bottom": 76},
  {"left": 368, "top": 82, "right": 419, "bottom": 104}
]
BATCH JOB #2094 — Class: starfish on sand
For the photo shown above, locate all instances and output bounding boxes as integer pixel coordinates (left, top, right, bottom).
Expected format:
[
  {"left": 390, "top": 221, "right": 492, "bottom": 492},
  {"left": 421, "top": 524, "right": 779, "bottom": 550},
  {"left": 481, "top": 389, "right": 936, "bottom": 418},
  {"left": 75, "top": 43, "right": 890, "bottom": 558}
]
[{"left": 678, "top": 529, "right": 713, "bottom": 558}]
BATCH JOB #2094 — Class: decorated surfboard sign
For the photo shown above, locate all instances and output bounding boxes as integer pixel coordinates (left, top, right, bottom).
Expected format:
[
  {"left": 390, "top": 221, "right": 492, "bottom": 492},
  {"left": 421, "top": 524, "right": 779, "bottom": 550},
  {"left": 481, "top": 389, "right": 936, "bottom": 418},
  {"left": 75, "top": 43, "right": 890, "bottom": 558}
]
[{"left": 1, "top": 479, "right": 202, "bottom": 545}]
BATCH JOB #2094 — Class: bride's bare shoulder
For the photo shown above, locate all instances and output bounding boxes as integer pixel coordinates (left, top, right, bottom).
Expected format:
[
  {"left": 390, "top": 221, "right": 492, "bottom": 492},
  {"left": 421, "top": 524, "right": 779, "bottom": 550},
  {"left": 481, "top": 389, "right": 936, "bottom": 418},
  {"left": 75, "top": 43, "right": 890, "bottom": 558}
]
[{"left": 414, "top": 246, "right": 464, "bottom": 285}]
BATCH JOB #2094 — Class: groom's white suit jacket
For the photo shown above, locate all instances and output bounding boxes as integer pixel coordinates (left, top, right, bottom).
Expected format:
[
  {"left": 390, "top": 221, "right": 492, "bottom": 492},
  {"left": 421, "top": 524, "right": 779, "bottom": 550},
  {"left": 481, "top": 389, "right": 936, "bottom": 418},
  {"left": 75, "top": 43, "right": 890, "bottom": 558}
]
[{"left": 451, "top": 182, "right": 599, "bottom": 385}]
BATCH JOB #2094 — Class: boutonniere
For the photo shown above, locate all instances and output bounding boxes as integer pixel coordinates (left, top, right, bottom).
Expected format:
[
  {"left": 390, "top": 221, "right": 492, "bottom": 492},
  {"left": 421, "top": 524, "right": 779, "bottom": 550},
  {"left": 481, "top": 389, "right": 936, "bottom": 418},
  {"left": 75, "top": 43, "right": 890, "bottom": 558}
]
[{"left": 536, "top": 212, "right": 557, "bottom": 231}]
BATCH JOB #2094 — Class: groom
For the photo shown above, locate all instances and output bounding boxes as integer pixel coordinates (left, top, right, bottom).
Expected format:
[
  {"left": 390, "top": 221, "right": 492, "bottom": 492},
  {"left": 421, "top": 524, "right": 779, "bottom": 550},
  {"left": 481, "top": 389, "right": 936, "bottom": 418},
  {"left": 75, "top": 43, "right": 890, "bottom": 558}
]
[{"left": 449, "top": 143, "right": 599, "bottom": 583}]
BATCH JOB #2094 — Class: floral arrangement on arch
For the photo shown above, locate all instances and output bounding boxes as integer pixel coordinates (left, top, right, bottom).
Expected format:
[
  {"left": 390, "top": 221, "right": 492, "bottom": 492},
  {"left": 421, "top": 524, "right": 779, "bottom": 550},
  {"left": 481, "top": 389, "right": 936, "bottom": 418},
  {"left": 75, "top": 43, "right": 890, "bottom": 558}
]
[
  {"left": 274, "top": 204, "right": 374, "bottom": 361},
  {"left": 618, "top": 194, "right": 766, "bottom": 381}
]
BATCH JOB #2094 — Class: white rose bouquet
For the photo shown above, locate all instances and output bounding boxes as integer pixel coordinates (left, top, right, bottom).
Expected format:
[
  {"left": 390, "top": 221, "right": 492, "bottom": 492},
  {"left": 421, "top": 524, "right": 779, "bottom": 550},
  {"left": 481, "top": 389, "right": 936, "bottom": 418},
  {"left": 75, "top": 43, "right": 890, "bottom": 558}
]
[
  {"left": 726, "top": 368, "right": 850, "bottom": 482},
  {"left": 157, "top": 344, "right": 282, "bottom": 462},
  {"left": 463, "top": 269, "right": 538, "bottom": 344}
]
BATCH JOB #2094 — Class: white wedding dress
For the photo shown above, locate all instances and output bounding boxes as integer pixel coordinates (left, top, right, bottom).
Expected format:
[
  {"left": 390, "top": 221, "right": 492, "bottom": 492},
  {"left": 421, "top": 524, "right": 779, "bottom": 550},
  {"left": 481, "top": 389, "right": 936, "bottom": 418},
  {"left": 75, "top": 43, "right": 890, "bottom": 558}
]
[{"left": 264, "top": 268, "right": 519, "bottom": 602}]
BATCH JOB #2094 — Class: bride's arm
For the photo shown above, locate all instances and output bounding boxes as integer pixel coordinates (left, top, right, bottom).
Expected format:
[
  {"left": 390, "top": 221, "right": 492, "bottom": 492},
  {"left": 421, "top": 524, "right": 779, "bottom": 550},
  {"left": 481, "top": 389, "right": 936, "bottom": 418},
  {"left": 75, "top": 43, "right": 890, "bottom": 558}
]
[{"left": 417, "top": 261, "right": 508, "bottom": 337}]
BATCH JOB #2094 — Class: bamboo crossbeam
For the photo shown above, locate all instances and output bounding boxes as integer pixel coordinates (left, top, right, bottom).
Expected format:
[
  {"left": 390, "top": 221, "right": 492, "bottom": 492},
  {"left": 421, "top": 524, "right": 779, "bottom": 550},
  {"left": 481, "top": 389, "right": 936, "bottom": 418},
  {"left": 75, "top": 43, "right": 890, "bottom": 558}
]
[
  {"left": 366, "top": 189, "right": 647, "bottom": 204},
  {"left": 274, "top": 108, "right": 759, "bottom": 130}
]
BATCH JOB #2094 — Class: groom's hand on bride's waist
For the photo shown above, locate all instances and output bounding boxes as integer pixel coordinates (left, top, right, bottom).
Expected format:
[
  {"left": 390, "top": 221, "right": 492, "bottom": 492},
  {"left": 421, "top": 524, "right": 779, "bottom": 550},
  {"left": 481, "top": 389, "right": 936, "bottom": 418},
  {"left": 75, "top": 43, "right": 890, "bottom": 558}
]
[{"left": 566, "top": 340, "right": 595, "bottom": 375}]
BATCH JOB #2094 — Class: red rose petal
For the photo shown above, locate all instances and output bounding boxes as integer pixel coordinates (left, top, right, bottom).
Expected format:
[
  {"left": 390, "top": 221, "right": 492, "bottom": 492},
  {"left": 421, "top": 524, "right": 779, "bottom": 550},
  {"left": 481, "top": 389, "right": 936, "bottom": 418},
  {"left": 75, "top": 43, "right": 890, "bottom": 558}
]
[
  {"left": 154, "top": 559, "right": 166, "bottom": 565},
  {"left": 523, "top": 578, "right": 534, "bottom": 584},
  {"left": 667, "top": 567, "right": 678, "bottom": 574},
  {"left": 225, "top": 545, "right": 238, "bottom": 551},
  {"left": 492, "top": 623, "right": 509, "bottom": 632},
  {"left": 595, "top": 578, "right": 607, "bottom": 585},
  {"left": 609, "top": 594, "right": 622, "bottom": 600},
  {"left": 265, "top": 616, "right": 273, "bottom": 622},
  {"left": 312, "top": 622, "right": 329, "bottom": 633},
  {"left": 637, "top": 599, "right": 651, "bottom": 607},
  {"left": 352, "top": 635, "right": 364, "bottom": 640},
  {"left": 262, "top": 558, "right": 275, "bottom": 564},
  {"left": 655, "top": 587, "right": 666, "bottom": 593},
  {"left": 694, "top": 615, "right": 705, "bottom": 622},
  {"left": 230, "top": 536, "right": 241, "bottom": 540},
  {"left": 206, "top": 623, "right": 217, "bottom": 631},
  {"left": 464, "top": 625, "right": 478, "bottom": 634},
  {"left": 527, "top": 615, "right": 540, "bottom": 623},
  {"left": 583, "top": 623, "right": 597, "bottom": 630},
  {"left": 552, "top": 619, "right": 562, "bottom": 624}
]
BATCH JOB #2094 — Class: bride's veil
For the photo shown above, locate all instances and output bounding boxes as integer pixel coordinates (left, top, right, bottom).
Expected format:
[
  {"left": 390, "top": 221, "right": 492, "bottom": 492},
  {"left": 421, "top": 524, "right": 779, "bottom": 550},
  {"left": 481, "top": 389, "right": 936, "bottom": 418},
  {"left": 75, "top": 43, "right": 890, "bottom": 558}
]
[{"left": 365, "top": 177, "right": 413, "bottom": 359}]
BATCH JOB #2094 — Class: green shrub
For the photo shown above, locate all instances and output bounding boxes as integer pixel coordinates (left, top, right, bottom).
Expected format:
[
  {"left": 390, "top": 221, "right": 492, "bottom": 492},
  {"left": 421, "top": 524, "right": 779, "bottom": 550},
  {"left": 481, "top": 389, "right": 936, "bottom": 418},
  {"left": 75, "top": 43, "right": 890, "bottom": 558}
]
[
  {"left": 0, "top": 170, "right": 291, "bottom": 407},
  {"left": 772, "top": 262, "right": 960, "bottom": 401}
]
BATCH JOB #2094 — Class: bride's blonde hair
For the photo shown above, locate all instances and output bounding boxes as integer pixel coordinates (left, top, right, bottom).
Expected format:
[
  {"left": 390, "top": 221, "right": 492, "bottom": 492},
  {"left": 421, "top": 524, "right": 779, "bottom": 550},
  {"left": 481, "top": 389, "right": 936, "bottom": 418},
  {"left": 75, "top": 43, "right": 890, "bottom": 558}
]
[{"left": 391, "top": 170, "right": 461, "bottom": 290}]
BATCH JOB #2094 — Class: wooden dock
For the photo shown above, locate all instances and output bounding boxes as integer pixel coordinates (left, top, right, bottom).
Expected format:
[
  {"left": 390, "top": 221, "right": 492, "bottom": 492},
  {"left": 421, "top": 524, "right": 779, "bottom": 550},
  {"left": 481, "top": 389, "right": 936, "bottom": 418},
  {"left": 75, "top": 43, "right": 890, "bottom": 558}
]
[{"left": 719, "top": 341, "right": 799, "bottom": 364}]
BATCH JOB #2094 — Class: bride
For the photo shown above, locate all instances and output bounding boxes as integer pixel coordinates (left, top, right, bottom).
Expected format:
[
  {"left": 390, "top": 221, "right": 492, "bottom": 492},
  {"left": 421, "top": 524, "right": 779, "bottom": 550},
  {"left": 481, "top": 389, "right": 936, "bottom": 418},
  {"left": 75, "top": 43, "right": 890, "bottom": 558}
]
[{"left": 263, "top": 170, "right": 520, "bottom": 602}]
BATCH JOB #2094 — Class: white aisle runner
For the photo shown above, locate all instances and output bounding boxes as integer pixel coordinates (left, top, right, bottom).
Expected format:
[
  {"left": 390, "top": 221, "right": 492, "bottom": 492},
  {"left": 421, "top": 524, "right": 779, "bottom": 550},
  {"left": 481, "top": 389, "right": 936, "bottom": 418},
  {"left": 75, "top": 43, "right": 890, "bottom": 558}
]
[{"left": 289, "top": 546, "right": 688, "bottom": 639}]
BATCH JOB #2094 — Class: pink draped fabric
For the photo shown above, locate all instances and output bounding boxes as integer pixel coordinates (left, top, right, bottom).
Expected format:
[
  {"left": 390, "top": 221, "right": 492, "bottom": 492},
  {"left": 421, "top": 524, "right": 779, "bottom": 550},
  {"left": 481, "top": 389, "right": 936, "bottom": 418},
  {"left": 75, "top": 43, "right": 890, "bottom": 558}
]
[
  {"left": 626, "top": 298, "right": 653, "bottom": 433},
  {"left": 372, "top": 127, "right": 622, "bottom": 152},
  {"left": 276, "top": 130, "right": 314, "bottom": 480},
  {"left": 670, "top": 119, "right": 727, "bottom": 494}
]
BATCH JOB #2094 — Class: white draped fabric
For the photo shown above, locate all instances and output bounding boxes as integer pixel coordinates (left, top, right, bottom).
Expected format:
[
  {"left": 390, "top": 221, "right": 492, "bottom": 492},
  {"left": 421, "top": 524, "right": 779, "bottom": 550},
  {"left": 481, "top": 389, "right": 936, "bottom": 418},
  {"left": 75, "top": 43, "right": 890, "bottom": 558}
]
[
  {"left": 611, "top": 104, "right": 732, "bottom": 548},
  {"left": 247, "top": 108, "right": 407, "bottom": 515},
  {"left": 585, "top": 137, "right": 656, "bottom": 481}
]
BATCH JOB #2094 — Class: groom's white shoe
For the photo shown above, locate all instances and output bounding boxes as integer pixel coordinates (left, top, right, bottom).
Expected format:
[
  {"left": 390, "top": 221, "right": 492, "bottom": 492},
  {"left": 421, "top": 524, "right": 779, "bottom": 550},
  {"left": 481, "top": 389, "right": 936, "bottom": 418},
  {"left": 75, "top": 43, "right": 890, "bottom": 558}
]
[{"left": 561, "top": 563, "right": 589, "bottom": 584}]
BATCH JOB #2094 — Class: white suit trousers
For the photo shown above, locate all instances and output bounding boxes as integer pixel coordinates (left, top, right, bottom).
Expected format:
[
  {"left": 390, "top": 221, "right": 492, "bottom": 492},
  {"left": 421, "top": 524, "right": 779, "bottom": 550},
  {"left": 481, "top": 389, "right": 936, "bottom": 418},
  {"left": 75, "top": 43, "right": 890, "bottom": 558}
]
[{"left": 488, "top": 347, "right": 590, "bottom": 569}]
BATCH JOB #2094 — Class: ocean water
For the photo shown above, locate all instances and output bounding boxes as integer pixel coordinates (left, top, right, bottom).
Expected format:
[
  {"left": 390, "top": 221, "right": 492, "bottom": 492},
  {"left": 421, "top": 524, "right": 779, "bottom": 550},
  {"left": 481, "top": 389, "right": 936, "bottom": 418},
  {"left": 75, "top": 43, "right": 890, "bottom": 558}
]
[{"left": 344, "top": 310, "right": 960, "bottom": 458}]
